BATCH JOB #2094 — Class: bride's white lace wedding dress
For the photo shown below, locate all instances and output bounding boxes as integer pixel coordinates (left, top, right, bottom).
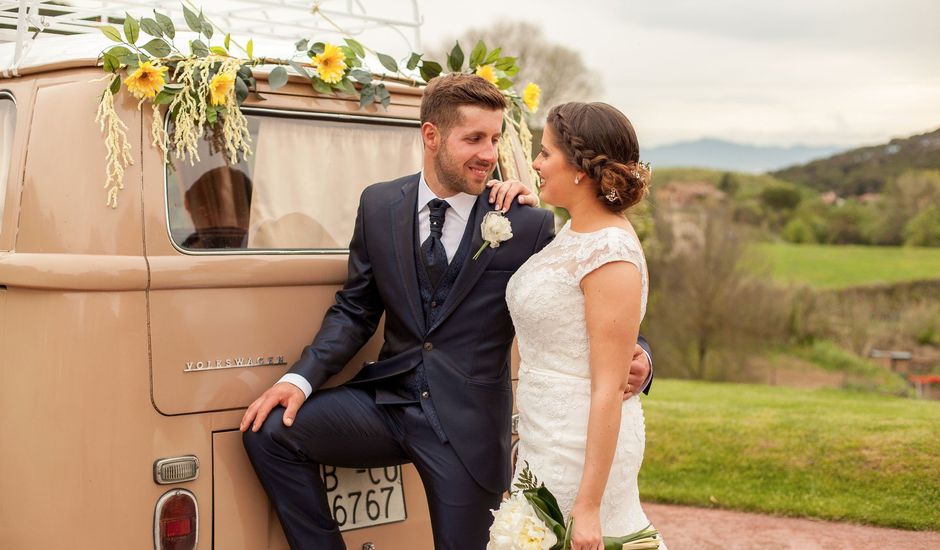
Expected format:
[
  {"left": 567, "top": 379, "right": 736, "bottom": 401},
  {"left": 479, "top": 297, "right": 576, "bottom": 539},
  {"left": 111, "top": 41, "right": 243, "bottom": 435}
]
[{"left": 506, "top": 220, "right": 663, "bottom": 544}]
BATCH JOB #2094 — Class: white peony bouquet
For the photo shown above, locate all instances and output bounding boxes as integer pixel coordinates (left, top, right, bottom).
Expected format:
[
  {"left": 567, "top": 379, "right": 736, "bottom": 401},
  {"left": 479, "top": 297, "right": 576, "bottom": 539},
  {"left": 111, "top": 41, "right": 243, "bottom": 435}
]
[{"left": 487, "top": 463, "right": 660, "bottom": 550}]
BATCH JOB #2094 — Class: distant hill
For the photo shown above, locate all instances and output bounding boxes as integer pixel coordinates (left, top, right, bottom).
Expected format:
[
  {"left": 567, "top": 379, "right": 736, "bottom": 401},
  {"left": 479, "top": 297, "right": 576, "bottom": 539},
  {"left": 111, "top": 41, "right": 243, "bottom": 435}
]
[
  {"left": 644, "top": 138, "right": 842, "bottom": 174},
  {"left": 772, "top": 128, "right": 940, "bottom": 196}
]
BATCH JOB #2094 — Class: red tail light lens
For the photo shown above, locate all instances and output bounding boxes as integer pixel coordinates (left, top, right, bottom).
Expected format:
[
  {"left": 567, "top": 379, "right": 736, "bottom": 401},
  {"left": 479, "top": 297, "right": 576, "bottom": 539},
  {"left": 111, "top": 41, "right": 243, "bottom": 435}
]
[{"left": 155, "top": 489, "right": 198, "bottom": 550}]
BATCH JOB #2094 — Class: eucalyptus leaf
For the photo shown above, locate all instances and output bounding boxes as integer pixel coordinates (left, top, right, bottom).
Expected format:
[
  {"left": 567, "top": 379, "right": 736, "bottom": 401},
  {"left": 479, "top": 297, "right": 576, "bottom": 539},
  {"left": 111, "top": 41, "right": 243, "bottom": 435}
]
[
  {"left": 163, "top": 83, "right": 184, "bottom": 92},
  {"left": 199, "top": 10, "right": 213, "bottom": 39},
  {"left": 268, "top": 66, "right": 289, "bottom": 90},
  {"left": 358, "top": 84, "right": 375, "bottom": 108},
  {"left": 102, "top": 52, "right": 119, "bottom": 73},
  {"left": 109, "top": 75, "right": 121, "bottom": 95},
  {"left": 376, "top": 83, "right": 391, "bottom": 108},
  {"left": 289, "top": 60, "right": 312, "bottom": 81},
  {"left": 294, "top": 38, "right": 309, "bottom": 52},
  {"left": 309, "top": 42, "right": 325, "bottom": 55},
  {"left": 312, "top": 78, "right": 332, "bottom": 95},
  {"left": 107, "top": 45, "right": 131, "bottom": 58},
  {"left": 246, "top": 38, "right": 254, "bottom": 59},
  {"left": 139, "top": 17, "right": 163, "bottom": 38},
  {"left": 191, "top": 40, "right": 209, "bottom": 58},
  {"left": 123, "top": 13, "right": 139, "bottom": 45},
  {"left": 210, "top": 46, "right": 228, "bottom": 56},
  {"left": 206, "top": 105, "right": 218, "bottom": 124},
  {"left": 234, "top": 77, "right": 249, "bottom": 104},
  {"left": 484, "top": 48, "right": 502, "bottom": 64},
  {"left": 119, "top": 54, "right": 139, "bottom": 71},
  {"left": 335, "top": 78, "right": 356, "bottom": 95},
  {"left": 100, "top": 25, "right": 122, "bottom": 43},
  {"left": 376, "top": 53, "right": 398, "bottom": 73},
  {"left": 224, "top": 33, "right": 231, "bottom": 51},
  {"left": 237, "top": 64, "right": 252, "bottom": 80},
  {"left": 419, "top": 60, "right": 442, "bottom": 82},
  {"left": 349, "top": 69, "right": 372, "bottom": 85},
  {"left": 344, "top": 38, "right": 365, "bottom": 58},
  {"left": 469, "top": 40, "right": 486, "bottom": 68},
  {"left": 406, "top": 52, "right": 422, "bottom": 71},
  {"left": 346, "top": 56, "right": 362, "bottom": 69},
  {"left": 154, "top": 11, "right": 175, "bottom": 39},
  {"left": 153, "top": 90, "right": 175, "bottom": 105},
  {"left": 447, "top": 42, "right": 464, "bottom": 72},
  {"left": 495, "top": 56, "right": 516, "bottom": 70},
  {"left": 142, "top": 39, "right": 171, "bottom": 58},
  {"left": 182, "top": 5, "right": 201, "bottom": 33}
]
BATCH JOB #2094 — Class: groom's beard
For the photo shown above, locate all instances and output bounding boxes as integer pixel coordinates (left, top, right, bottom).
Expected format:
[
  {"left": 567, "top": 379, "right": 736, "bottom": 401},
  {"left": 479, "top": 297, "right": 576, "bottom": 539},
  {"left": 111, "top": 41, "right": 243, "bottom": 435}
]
[{"left": 432, "top": 144, "right": 493, "bottom": 196}]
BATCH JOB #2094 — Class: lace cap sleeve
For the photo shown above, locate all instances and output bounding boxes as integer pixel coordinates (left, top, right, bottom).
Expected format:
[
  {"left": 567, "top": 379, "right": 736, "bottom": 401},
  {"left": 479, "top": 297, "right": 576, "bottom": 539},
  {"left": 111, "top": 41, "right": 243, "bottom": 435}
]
[{"left": 573, "top": 229, "right": 646, "bottom": 284}]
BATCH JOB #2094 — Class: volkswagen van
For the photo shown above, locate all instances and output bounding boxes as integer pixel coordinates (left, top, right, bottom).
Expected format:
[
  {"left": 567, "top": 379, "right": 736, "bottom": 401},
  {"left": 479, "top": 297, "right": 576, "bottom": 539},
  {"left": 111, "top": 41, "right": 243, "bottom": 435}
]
[{"left": 0, "top": 34, "right": 529, "bottom": 549}]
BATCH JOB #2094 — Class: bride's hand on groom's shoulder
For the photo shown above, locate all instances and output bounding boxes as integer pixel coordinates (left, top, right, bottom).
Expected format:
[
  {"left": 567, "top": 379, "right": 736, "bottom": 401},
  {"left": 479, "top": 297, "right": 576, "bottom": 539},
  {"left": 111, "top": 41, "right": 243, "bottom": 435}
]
[
  {"left": 239, "top": 382, "right": 305, "bottom": 433},
  {"left": 486, "top": 179, "right": 539, "bottom": 212},
  {"left": 569, "top": 501, "right": 604, "bottom": 550}
]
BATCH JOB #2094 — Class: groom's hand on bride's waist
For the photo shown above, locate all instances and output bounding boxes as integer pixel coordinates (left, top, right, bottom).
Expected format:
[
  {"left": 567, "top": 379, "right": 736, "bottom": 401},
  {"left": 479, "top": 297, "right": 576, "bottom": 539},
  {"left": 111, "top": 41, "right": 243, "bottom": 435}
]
[
  {"left": 624, "top": 344, "right": 651, "bottom": 400},
  {"left": 239, "top": 382, "right": 306, "bottom": 433},
  {"left": 486, "top": 179, "right": 539, "bottom": 212}
]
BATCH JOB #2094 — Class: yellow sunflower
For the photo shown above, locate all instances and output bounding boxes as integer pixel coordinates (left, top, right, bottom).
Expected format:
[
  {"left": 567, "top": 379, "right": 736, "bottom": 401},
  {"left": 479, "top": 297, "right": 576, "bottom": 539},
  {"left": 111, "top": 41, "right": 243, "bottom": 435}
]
[
  {"left": 312, "top": 43, "right": 347, "bottom": 84},
  {"left": 123, "top": 61, "right": 169, "bottom": 100},
  {"left": 522, "top": 82, "right": 541, "bottom": 113},
  {"left": 209, "top": 72, "right": 236, "bottom": 106},
  {"left": 475, "top": 64, "right": 498, "bottom": 85}
]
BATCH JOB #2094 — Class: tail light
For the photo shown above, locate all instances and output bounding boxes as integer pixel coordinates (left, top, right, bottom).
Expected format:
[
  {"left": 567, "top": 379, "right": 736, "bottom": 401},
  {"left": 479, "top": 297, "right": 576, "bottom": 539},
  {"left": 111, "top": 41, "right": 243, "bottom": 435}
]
[{"left": 154, "top": 489, "right": 198, "bottom": 550}]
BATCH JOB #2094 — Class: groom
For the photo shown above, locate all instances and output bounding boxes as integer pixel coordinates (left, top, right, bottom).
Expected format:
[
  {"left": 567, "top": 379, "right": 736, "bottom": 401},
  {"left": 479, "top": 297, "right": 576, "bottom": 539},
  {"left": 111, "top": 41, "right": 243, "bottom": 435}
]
[{"left": 241, "top": 73, "right": 652, "bottom": 549}]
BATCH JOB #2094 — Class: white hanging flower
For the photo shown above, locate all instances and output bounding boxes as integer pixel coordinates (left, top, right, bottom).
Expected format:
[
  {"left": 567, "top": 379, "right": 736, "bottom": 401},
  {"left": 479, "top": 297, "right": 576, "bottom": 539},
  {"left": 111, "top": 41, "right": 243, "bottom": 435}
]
[{"left": 487, "top": 492, "right": 557, "bottom": 550}]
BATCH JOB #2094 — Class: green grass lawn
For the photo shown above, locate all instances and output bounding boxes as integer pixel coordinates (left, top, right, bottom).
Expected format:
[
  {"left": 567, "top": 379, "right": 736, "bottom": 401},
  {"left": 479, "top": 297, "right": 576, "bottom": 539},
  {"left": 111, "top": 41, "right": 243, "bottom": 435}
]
[
  {"left": 756, "top": 242, "right": 940, "bottom": 288},
  {"left": 641, "top": 379, "right": 940, "bottom": 530}
]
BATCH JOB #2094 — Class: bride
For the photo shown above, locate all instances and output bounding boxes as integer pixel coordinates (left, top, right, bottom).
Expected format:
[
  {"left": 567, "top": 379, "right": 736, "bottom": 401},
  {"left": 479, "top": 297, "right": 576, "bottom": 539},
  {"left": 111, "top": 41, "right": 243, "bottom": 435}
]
[{"left": 506, "top": 102, "right": 664, "bottom": 550}]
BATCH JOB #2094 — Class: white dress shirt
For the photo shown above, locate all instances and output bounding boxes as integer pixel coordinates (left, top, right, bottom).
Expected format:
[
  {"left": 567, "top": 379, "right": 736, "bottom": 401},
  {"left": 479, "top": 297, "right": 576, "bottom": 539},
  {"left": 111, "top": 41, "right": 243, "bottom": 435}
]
[{"left": 279, "top": 172, "right": 477, "bottom": 398}]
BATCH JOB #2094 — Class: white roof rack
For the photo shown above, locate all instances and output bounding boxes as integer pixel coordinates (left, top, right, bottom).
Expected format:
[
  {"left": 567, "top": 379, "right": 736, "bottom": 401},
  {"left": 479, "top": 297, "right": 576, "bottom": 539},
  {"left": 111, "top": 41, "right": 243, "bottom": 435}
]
[{"left": 0, "top": 0, "right": 423, "bottom": 76}]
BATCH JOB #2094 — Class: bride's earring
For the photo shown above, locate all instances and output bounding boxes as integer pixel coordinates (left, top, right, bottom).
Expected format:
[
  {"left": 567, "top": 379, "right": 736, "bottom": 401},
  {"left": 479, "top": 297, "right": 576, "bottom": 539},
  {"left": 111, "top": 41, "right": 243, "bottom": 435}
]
[{"left": 574, "top": 175, "right": 581, "bottom": 185}]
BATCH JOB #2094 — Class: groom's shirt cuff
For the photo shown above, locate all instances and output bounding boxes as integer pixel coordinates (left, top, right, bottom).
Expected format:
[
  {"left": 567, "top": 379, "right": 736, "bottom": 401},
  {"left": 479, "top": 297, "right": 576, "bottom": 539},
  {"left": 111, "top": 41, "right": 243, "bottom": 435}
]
[{"left": 278, "top": 373, "right": 312, "bottom": 399}]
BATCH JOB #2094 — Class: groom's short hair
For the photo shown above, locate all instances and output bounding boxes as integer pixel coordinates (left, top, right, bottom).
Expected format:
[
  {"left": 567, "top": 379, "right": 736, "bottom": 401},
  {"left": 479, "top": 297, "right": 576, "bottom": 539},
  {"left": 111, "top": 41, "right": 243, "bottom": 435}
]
[{"left": 421, "top": 74, "right": 507, "bottom": 136}]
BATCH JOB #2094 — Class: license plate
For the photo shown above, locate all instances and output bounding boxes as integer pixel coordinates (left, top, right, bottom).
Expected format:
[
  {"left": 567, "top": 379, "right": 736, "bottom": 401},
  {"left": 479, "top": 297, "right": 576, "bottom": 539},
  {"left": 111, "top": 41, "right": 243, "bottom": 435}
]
[{"left": 320, "top": 465, "right": 407, "bottom": 531}]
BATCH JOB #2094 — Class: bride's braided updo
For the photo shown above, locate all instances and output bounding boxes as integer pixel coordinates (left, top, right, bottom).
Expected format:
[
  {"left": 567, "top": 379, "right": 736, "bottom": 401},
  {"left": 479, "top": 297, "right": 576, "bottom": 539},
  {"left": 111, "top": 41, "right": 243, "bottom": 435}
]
[{"left": 546, "top": 102, "right": 649, "bottom": 212}]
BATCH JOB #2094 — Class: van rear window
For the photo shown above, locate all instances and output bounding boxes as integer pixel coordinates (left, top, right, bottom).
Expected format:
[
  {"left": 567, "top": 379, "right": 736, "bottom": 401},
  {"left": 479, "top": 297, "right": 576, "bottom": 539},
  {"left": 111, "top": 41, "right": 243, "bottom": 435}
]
[
  {"left": 0, "top": 95, "right": 15, "bottom": 232},
  {"left": 166, "top": 110, "right": 422, "bottom": 252}
]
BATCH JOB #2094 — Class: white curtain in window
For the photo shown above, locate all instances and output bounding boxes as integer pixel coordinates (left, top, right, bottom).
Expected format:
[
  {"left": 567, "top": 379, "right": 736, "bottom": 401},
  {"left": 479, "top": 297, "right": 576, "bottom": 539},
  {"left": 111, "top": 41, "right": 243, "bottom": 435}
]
[
  {"left": 248, "top": 117, "right": 423, "bottom": 249},
  {"left": 0, "top": 100, "right": 16, "bottom": 229}
]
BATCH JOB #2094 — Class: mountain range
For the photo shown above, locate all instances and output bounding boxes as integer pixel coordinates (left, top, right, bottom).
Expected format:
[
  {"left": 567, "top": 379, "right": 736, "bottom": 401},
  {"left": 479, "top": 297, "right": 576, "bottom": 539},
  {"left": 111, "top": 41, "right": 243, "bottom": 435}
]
[{"left": 644, "top": 138, "right": 844, "bottom": 174}]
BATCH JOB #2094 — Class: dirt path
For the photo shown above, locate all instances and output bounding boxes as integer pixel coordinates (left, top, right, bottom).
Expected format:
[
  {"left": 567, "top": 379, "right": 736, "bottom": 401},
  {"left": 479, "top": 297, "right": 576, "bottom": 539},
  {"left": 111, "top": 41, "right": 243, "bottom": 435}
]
[{"left": 644, "top": 503, "right": 940, "bottom": 549}]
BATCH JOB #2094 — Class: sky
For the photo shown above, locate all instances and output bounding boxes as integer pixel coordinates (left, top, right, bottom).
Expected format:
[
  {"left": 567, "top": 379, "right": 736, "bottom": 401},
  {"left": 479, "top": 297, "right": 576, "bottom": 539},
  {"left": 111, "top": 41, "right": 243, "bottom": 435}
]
[
  {"left": 416, "top": 0, "right": 940, "bottom": 148},
  {"left": 197, "top": 0, "right": 940, "bottom": 148}
]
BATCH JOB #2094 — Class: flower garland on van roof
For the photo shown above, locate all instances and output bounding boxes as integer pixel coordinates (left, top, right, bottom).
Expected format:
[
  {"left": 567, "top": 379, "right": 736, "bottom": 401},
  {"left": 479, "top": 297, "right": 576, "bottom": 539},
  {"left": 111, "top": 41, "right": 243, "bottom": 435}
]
[{"left": 95, "top": 4, "right": 541, "bottom": 208}]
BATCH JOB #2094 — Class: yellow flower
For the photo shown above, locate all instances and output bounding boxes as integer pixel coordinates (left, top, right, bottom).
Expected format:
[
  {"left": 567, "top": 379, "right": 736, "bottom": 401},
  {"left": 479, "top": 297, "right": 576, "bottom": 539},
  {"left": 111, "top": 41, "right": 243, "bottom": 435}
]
[
  {"left": 209, "top": 71, "right": 236, "bottom": 106},
  {"left": 523, "top": 82, "right": 541, "bottom": 113},
  {"left": 312, "top": 43, "right": 347, "bottom": 84},
  {"left": 475, "top": 64, "right": 498, "bottom": 85},
  {"left": 123, "top": 61, "right": 169, "bottom": 100}
]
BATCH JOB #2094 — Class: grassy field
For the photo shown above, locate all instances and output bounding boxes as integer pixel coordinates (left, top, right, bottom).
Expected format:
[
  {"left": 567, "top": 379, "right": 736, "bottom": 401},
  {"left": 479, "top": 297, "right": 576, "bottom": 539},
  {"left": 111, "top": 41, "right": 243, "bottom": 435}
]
[
  {"left": 641, "top": 379, "right": 940, "bottom": 530},
  {"left": 756, "top": 242, "right": 940, "bottom": 288}
]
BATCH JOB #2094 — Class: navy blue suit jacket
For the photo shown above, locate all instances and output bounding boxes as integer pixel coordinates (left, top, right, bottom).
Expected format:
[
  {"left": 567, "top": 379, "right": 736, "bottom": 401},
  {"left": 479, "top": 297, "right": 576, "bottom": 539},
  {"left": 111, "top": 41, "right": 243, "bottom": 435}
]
[{"left": 287, "top": 172, "right": 653, "bottom": 493}]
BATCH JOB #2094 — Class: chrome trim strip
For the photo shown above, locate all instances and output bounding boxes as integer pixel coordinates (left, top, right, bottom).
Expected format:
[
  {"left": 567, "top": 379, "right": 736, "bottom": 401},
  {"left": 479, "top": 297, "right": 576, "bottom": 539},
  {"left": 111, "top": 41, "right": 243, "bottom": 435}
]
[{"left": 161, "top": 107, "right": 420, "bottom": 257}]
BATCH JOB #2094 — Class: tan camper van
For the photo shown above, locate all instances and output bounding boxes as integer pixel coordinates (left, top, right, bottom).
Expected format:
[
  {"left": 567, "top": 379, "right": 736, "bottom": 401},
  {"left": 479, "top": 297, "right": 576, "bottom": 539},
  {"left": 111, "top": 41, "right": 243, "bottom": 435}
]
[{"left": 0, "top": 35, "right": 527, "bottom": 550}]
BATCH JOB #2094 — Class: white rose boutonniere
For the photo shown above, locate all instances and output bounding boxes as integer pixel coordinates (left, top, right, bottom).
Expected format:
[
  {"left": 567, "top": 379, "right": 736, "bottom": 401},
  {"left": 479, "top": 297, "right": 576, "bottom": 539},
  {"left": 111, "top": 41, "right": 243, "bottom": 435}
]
[{"left": 474, "top": 210, "right": 514, "bottom": 260}]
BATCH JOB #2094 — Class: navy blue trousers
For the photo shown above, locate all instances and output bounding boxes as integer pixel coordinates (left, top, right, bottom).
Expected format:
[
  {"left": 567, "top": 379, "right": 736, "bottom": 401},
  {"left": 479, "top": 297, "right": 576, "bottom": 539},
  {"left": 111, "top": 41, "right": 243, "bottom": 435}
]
[{"left": 243, "top": 386, "right": 501, "bottom": 550}]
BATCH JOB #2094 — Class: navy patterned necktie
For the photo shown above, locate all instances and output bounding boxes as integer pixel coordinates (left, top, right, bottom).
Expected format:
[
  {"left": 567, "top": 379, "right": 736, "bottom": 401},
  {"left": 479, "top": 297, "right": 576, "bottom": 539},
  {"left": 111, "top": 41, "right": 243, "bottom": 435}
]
[{"left": 422, "top": 198, "right": 450, "bottom": 288}]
